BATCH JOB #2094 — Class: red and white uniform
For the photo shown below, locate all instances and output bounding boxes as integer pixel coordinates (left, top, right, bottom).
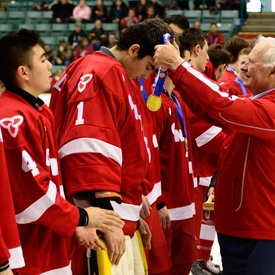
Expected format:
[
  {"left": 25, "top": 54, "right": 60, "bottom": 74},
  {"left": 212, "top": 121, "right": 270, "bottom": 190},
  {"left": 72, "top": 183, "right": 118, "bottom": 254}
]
[
  {"left": 152, "top": 90, "right": 197, "bottom": 275},
  {"left": 172, "top": 61, "right": 275, "bottom": 240},
  {"left": 50, "top": 50, "right": 150, "bottom": 236},
  {"left": 218, "top": 67, "right": 236, "bottom": 85},
  {"left": 134, "top": 79, "right": 171, "bottom": 275},
  {"left": 0, "top": 128, "right": 24, "bottom": 270},
  {"left": 186, "top": 61, "right": 226, "bottom": 260},
  {"left": 0, "top": 87, "right": 80, "bottom": 274}
]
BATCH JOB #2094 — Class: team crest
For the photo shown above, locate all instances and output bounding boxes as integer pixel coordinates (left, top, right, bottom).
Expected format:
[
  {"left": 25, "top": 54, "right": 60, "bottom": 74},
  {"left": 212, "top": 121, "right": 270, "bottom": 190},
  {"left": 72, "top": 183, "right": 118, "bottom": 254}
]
[
  {"left": 0, "top": 115, "right": 24, "bottom": 138},
  {"left": 78, "top": 74, "right": 93, "bottom": 93}
]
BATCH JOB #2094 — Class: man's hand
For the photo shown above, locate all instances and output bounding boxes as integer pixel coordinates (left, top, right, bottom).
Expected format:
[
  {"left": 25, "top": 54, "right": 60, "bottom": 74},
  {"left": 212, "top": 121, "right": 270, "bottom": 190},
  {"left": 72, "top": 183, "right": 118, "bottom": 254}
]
[
  {"left": 85, "top": 207, "right": 124, "bottom": 232},
  {"left": 154, "top": 39, "right": 183, "bottom": 72},
  {"left": 140, "top": 195, "right": 151, "bottom": 218},
  {"left": 208, "top": 186, "right": 215, "bottom": 198},
  {"left": 104, "top": 227, "right": 126, "bottom": 265},
  {"left": 75, "top": 227, "right": 106, "bottom": 250},
  {"left": 139, "top": 218, "right": 152, "bottom": 250},
  {"left": 158, "top": 206, "right": 171, "bottom": 230},
  {"left": 0, "top": 267, "right": 13, "bottom": 275}
]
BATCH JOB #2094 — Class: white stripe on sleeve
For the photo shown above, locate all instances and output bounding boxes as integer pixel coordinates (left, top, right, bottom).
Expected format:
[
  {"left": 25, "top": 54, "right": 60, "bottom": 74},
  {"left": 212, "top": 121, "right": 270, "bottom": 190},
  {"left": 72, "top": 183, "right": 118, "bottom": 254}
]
[
  {"left": 58, "top": 138, "right": 122, "bottom": 166},
  {"left": 195, "top": 126, "right": 222, "bottom": 147},
  {"left": 16, "top": 181, "right": 57, "bottom": 224}
]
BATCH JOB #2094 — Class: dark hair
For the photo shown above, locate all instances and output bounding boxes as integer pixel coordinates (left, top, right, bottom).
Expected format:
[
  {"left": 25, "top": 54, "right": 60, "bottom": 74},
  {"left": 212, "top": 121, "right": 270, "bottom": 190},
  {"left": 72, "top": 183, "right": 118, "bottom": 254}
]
[
  {"left": 0, "top": 29, "right": 45, "bottom": 86},
  {"left": 208, "top": 44, "right": 231, "bottom": 69},
  {"left": 224, "top": 35, "right": 250, "bottom": 64},
  {"left": 117, "top": 17, "right": 174, "bottom": 58},
  {"left": 164, "top": 14, "right": 190, "bottom": 33},
  {"left": 178, "top": 27, "right": 206, "bottom": 56}
]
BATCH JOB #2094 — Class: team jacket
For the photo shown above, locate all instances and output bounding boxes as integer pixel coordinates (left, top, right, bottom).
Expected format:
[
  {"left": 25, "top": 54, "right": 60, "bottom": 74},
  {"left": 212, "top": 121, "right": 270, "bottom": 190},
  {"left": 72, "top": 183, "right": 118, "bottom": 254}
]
[
  {"left": 188, "top": 60, "right": 226, "bottom": 187},
  {"left": 172, "top": 61, "right": 275, "bottom": 240},
  {"left": 0, "top": 87, "right": 79, "bottom": 274},
  {"left": 50, "top": 49, "right": 150, "bottom": 235},
  {"left": 0, "top": 129, "right": 24, "bottom": 270},
  {"left": 152, "top": 90, "right": 195, "bottom": 220}
]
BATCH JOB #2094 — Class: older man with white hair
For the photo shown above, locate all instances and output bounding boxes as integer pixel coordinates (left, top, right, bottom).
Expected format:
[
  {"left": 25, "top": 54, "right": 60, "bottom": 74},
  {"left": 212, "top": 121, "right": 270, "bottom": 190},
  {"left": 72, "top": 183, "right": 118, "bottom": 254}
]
[{"left": 153, "top": 36, "right": 275, "bottom": 275}]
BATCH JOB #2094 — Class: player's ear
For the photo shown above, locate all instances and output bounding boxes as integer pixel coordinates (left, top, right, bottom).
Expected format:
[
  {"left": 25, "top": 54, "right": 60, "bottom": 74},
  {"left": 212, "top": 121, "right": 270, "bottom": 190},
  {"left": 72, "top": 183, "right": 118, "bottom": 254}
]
[
  {"left": 17, "top": 66, "right": 29, "bottom": 81},
  {"left": 128, "top": 44, "right": 140, "bottom": 57}
]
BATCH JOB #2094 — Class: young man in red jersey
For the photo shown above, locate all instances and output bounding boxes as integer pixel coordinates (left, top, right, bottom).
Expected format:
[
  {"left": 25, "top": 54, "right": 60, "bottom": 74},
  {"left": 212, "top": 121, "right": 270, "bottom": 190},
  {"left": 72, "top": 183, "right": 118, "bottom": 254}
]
[
  {"left": 50, "top": 18, "right": 174, "bottom": 274},
  {"left": 0, "top": 29, "right": 124, "bottom": 275}
]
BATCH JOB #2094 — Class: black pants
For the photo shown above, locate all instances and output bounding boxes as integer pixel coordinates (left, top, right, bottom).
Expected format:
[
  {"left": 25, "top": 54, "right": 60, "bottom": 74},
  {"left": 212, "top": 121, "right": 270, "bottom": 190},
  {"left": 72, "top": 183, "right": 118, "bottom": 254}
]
[{"left": 218, "top": 233, "right": 275, "bottom": 275}]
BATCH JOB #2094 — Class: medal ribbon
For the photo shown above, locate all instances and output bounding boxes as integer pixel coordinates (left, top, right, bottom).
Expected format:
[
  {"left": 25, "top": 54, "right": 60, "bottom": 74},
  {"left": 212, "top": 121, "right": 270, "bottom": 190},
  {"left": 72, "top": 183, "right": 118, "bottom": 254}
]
[
  {"left": 164, "top": 90, "right": 187, "bottom": 138},
  {"left": 152, "top": 34, "right": 175, "bottom": 97},
  {"left": 236, "top": 76, "right": 248, "bottom": 95},
  {"left": 227, "top": 65, "right": 247, "bottom": 95},
  {"left": 139, "top": 78, "right": 148, "bottom": 102}
]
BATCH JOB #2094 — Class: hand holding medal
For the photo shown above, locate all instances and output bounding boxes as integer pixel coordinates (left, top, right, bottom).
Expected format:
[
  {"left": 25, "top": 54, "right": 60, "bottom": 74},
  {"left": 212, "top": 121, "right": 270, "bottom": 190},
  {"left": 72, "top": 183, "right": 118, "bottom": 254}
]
[{"left": 146, "top": 33, "right": 175, "bottom": 112}]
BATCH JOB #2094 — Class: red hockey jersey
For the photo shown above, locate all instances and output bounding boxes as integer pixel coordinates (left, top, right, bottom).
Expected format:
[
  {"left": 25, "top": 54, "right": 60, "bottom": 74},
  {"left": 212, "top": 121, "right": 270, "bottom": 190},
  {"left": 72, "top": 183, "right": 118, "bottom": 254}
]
[
  {"left": 0, "top": 128, "right": 24, "bottom": 270},
  {"left": 50, "top": 51, "right": 150, "bottom": 236},
  {"left": 0, "top": 89, "right": 79, "bottom": 274},
  {"left": 152, "top": 90, "right": 195, "bottom": 220},
  {"left": 172, "top": 61, "right": 275, "bottom": 240}
]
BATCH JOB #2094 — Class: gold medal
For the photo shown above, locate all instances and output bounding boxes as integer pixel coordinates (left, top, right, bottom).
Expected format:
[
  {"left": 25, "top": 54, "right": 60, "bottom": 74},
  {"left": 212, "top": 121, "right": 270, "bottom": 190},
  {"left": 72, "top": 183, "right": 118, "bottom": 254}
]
[{"left": 146, "top": 94, "right": 162, "bottom": 111}]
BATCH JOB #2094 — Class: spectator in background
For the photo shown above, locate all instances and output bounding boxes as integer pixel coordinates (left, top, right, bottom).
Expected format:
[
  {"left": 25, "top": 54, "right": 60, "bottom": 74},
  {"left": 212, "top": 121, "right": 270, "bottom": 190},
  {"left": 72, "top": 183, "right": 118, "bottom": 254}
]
[
  {"left": 50, "top": 0, "right": 75, "bottom": 23},
  {"left": 107, "top": 32, "right": 118, "bottom": 48},
  {"left": 135, "top": 0, "right": 148, "bottom": 21},
  {"left": 207, "top": 23, "right": 224, "bottom": 45},
  {"left": 109, "top": 0, "right": 129, "bottom": 23},
  {"left": 74, "top": 36, "right": 95, "bottom": 60},
  {"left": 32, "top": 1, "right": 51, "bottom": 11},
  {"left": 72, "top": 0, "right": 91, "bottom": 23},
  {"left": 193, "top": 20, "right": 201, "bottom": 29},
  {"left": 177, "top": 0, "right": 190, "bottom": 10},
  {"left": 91, "top": 0, "right": 108, "bottom": 23},
  {"left": 51, "top": 67, "right": 64, "bottom": 87},
  {"left": 88, "top": 19, "right": 108, "bottom": 50},
  {"left": 120, "top": 8, "right": 140, "bottom": 31},
  {"left": 151, "top": 0, "right": 165, "bottom": 18},
  {"left": 44, "top": 44, "right": 55, "bottom": 64},
  {"left": 194, "top": 0, "right": 219, "bottom": 13},
  {"left": 54, "top": 39, "right": 73, "bottom": 66},
  {"left": 68, "top": 23, "right": 87, "bottom": 50},
  {"left": 144, "top": 5, "right": 155, "bottom": 20}
]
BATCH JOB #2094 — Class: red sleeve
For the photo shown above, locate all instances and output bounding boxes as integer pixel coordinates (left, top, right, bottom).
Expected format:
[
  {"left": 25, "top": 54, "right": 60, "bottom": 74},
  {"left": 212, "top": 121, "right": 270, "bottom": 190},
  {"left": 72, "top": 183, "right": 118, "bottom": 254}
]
[{"left": 173, "top": 61, "right": 275, "bottom": 140}]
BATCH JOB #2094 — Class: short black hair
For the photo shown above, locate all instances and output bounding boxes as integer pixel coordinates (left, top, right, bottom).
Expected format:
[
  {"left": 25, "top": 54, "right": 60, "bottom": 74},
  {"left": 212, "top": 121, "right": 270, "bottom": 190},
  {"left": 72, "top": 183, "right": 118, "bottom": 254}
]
[
  {"left": 0, "top": 29, "right": 45, "bottom": 86},
  {"left": 178, "top": 27, "right": 207, "bottom": 55},
  {"left": 117, "top": 17, "right": 174, "bottom": 58},
  {"left": 208, "top": 44, "right": 231, "bottom": 69},
  {"left": 164, "top": 14, "right": 190, "bottom": 33}
]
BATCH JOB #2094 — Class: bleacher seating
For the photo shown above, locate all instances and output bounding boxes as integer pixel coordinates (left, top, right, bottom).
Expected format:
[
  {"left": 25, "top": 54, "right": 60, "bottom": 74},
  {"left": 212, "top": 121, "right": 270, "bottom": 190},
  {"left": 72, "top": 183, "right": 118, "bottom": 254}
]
[
  {"left": 220, "top": 10, "right": 239, "bottom": 24},
  {"left": 184, "top": 10, "right": 202, "bottom": 23},
  {"left": 0, "top": 0, "right": 241, "bottom": 46},
  {"left": 201, "top": 9, "right": 219, "bottom": 23},
  {"left": 0, "top": 11, "right": 7, "bottom": 23},
  {"left": 0, "top": 24, "right": 13, "bottom": 36},
  {"left": 165, "top": 9, "right": 184, "bottom": 18},
  {"left": 51, "top": 24, "right": 68, "bottom": 36},
  {"left": 26, "top": 10, "right": 43, "bottom": 24}
]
